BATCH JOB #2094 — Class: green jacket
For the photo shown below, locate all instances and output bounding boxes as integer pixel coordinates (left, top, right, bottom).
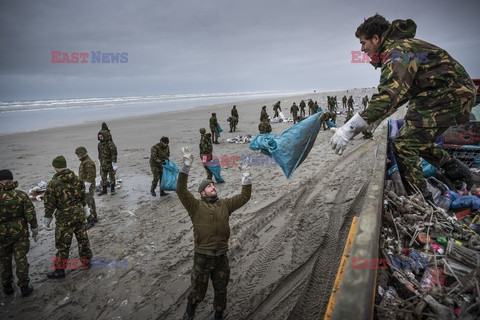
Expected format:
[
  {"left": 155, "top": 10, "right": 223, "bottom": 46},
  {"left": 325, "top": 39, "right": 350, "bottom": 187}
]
[
  {"left": 0, "top": 180, "right": 37, "bottom": 240},
  {"left": 98, "top": 131, "right": 118, "bottom": 163},
  {"left": 150, "top": 142, "right": 170, "bottom": 167},
  {"left": 176, "top": 172, "right": 251, "bottom": 253},
  {"left": 44, "top": 169, "right": 86, "bottom": 226},
  {"left": 78, "top": 154, "right": 96, "bottom": 184},
  {"left": 259, "top": 122, "right": 272, "bottom": 134},
  {"left": 199, "top": 135, "right": 213, "bottom": 157},
  {"left": 360, "top": 19, "right": 476, "bottom": 128}
]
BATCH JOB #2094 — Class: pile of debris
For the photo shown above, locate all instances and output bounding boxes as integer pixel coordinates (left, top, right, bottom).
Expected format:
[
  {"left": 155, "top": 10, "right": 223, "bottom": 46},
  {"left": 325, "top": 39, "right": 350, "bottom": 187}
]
[{"left": 376, "top": 180, "right": 480, "bottom": 319}]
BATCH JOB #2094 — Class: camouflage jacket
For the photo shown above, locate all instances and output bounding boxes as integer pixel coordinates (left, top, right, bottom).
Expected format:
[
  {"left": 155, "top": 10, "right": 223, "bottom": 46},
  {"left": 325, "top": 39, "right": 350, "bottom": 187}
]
[
  {"left": 199, "top": 135, "right": 213, "bottom": 159},
  {"left": 98, "top": 132, "right": 118, "bottom": 163},
  {"left": 209, "top": 116, "right": 218, "bottom": 129},
  {"left": 360, "top": 19, "right": 476, "bottom": 128},
  {"left": 290, "top": 104, "right": 299, "bottom": 114},
  {"left": 44, "top": 169, "right": 86, "bottom": 225},
  {"left": 273, "top": 102, "right": 281, "bottom": 111},
  {"left": 0, "top": 180, "right": 37, "bottom": 240},
  {"left": 78, "top": 154, "right": 96, "bottom": 184},
  {"left": 259, "top": 122, "right": 272, "bottom": 134},
  {"left": 299, "top": 100, "right": 306, "bottom": 110},
  {"left": 231, "top": 107, "right": 239, "bottom": 119},
  {"left": 150, "top": 142, "right": 170, "bottom": 167},
  {"left": 176, "top": 172, "right": 251, "bottom": 252},
  {"left": 260, "top": 109, "right": 268, "bottom": 121}
]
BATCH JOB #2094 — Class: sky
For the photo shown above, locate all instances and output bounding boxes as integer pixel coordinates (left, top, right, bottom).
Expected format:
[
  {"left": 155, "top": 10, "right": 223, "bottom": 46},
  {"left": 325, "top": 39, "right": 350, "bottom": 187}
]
[{"left": 0, "top": 0, "right": 479, "bottom": 101}]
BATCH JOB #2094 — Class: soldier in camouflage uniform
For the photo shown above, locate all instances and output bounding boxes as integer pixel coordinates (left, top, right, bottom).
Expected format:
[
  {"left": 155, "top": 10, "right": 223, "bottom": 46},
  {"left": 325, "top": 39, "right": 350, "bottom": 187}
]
[
  {"left": 97, "top": 131, "right": 118, "bottom": 196},
  {"left": 101, "top": 122, "right": 113, "bottom": 141},
  {"left": 231, "top": 105, "right": 239, "bottom": 121},
  {"left": 176, "top": 147, "right": 251, "bottom": 320},
  {"left": 273, "top": 101, "right": 282, "bottom": 118},
  {"left": 320, "top": 112, "right": 332, "bottom": 131},
  {"left": 347, "top": 95, "right": 354, "bottom": 112},
  {"left": 260, "top": 106, "right": 269, "bottom": 122},
  {"left": 44, "top": 156, "right": 92, "bottom": 279},
  {"left": 199, "top": 128, "right": 214, "bottom": 180},
  {"left": 331, "top": 14, "right": 476, "bottom": 200},
  {"left": 227, "top": 116, "right": 238, "bottom": 132},
  {"left": 75, "top": 147, "right": 97, "bottom": 229},
  {"left": 150, "top": 137, "right": 170, "bottom": 197},
  {"left": 308, "top": 99, "right": 314, "bottom": 115},
  {"left": 0, "top": 169, "right": 38, "bottom": 297},
  {"left": 290, "top": 102, "right": 299, "bottom": 124},
  {"left": 210, "top": 113, "right": 219, "bottom": 144},
  {"left": 345, "top": 109, "right": 354, "bottom": 123},
  {"left": 362, "top": 95, "right": 369, "bottom": 109},
  {"left": 299, "top": 100, "right": 306, "bottom": 117},
  {"left": 342, "top": 95, "right": 347, "bottom": 110},
  {"left": 258, "top": 118, "right": 272, "bottom": 134}
]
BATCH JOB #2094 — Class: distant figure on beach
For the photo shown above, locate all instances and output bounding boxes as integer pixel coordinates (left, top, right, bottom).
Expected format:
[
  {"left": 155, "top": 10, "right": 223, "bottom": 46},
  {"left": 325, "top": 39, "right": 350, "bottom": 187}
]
[
  {"left": 308, "top": 99, "right": 314, "bottom": 115},
  {"left": 273, "top": 101, "right": 282, "bottom": 118},
  {"left": 299, "top": 100, "right": 306, "bottom": 117},
  {"left": 150, "top": 136, "right": 170, "bottom": 197},
  {"left": 44, "top": 156, "right": 92, "bottom": 279},
  {"left": 362, "top": 95, "right": 369, "bottom": 109},
  {"left": 290, "top": 102, "right": 299, "bottom": 124},
  {"left": 199, "top": 128, "right": 213, "bottom": 180},
  {"left": 209, "top": 113, "right": 219, "bottom": 144},
  {"left": 331, "top": 13, "right": 475, "bottom": 202},
  {"left": 75, "top": 146, "right": 97, "bottom": 229},
  {"left": 97, "top": 131, "right": 118, "bottom": 196},
  {"left": 258, "top": 118, "right": 272, "bottom": 134},
  {"left": 260, "top": 106, "right": 269, "bottom": 122},
  {"left": 347, "top": 95, "right": 354, "bottom": 112},
  {"left": 314, "top": 101, "right": 320, "bottom": 114},
  {"left": 231, "top": 105, "right": 239, "bottom": 121},
  {"left": 342, "top": 95, "right": 347, "bottom": 110},
  {"left": 345, "top": 109, "right": 353, "bottom": 123},
  {"left": 320, "top": 112, "right": 333, "bottom": 131},
  {"left": 176, "top": 147, "right": 251, "bottom": 320},
  {"left": 227, "top": 116, "right": 237, "bottom": 132},
  {"left": 0, "top": 169, "right": 38, "bottom": 296}
]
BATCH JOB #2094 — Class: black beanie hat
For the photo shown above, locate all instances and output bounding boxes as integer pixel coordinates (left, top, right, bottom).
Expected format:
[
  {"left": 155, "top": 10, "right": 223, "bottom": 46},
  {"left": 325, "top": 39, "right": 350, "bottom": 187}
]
[{"left": 0, "top": 169, "right": 13, "bottom": 181}]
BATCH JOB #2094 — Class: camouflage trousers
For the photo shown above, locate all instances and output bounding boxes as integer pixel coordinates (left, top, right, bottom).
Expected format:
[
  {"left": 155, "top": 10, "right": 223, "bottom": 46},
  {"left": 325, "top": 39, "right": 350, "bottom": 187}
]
[
  {"left": 86, "top": 184, "right": 97, "bottom": 221},
  {"left": 229, "top": 122, "right": 237, "bottom": 132},
  {"left": 274, "top": 110, "right": 280, "bottom": 118},
  {"left": 200, "top": 156, "right": 213, "bottom": 180},
  {"left": 150, "top": 165, "right": 163, "bottom": 190},
  {"left": 55, "top": 220, "right": 92, "bottom": 262},
  {"left": 210, "top": 127, "right": 218, "bottom": 143},
  {"left": 300, "top": 108, "right": 305, "bottom": 117},
  {"left": 188, "top": 252, "right": 230, "bottom": 312},
  {"left": 0, "top": 237, "right": 30, "bottom": 287},
  {"left": 292, "top": 112, "right": 298, "bottom": 123},
  {"left": 100, "top": 161, "right": 115, "bottom": 187},
  {"left": 392, "top": 125, "right": 451, "bottom": 195}
]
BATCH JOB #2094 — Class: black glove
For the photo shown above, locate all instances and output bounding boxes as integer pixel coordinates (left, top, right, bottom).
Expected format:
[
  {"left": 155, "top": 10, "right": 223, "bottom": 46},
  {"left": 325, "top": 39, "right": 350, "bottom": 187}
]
[{"left": 161, "top": 160, "right": 166, "bottom": 165}]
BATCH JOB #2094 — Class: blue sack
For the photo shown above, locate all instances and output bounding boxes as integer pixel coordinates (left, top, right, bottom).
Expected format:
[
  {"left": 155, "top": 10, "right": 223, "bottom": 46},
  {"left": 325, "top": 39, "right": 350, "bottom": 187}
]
[
  {"left": 205, "top": 159, "right": 225, "bottom": 183},
  {"left": 217, "top": 124, "right": 223, "bottom": 137},
  {"left": 160, "top": 160, "right": 179, "bottom": 191},
  {"left": 451, "top": 195, "right": 480, "bottom": 210},
  {"left": 386, "top": 158, "right": 436, "bottom": 179},
  {"left": 249, "top": 112, "right": 322, "bottom": 179},
  {"left": 326, "top": 120, "right": 338, "bottom": 128}
]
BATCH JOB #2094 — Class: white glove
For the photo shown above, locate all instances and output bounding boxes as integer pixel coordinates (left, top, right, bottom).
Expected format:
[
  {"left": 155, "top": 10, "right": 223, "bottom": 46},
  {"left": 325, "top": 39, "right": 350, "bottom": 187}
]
[
  {"left": 112, "top": 162, "right": 118, "bottom": 171},
  {"left": 181, "top": 147, "right": 194, "bottom": 174},
  {"left": 330, "top": 113, "right": 368, "bottom": 155},
  {"left": 84, "top": 205, "right": 91, "bottom": 216},
  {"left": 85, "top": 182, "right": 91, "bottom": 194},
  {"left": 242, "top": 171, "right": 252, "bottom": 185},
  {"left": 43, "top": 217, "right": 53, "bottom": 229},
  {"left": 31, "top": 227, "right": 39, "bottom": 242}
]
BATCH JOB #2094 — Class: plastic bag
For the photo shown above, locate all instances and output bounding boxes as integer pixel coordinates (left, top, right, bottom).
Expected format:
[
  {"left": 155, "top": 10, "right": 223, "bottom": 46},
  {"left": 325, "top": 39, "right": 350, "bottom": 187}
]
[
  {"left": 326, "top": 120, "right": 338, "bottom": 128},
  {"left": 249, "top": 112, "right": 322, "bottom": 179},
  {"left": 160, "top": 160, "right": 179, "bottom": 191},
  {"left": 386, "top": 158, "right": 437, "bottom": 179},
  {"left": 205, "top": 159, "right": 225, "bottom": 183},
  {"left": 217, "top": 124, "right": 223, "bottom": 137}
]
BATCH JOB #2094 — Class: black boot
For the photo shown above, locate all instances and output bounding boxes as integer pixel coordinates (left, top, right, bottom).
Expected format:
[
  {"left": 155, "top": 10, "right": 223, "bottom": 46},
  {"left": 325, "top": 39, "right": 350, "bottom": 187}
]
[
  {"left": 98, "top": 186, "right": 107, "bottom": 196},
  {"left": 20, "top": 285, "right": 33, "bottom": 297},
  {"left": 214, "top": 310, "right": 224, "bottom": 320},
  {"left": 160, "top": 189, "right": 168, "bottom": 196},
  {"left": 47, "top": 269, "right": 65, "bottom": 279},
  {"left": 442, "top": 158, "right": 473, "bottom": 189},
  {"left": 183, "top": 302, "right": 196, "bottom": 320},
  {"left": 150, "top": 188, "right": 156, "bottom": 197},
  {"left": 3, "top": 284, "right": 14, "bottom": 295},
  {"left": 110, "top": 183, "right": 116, "bottom": 195}
]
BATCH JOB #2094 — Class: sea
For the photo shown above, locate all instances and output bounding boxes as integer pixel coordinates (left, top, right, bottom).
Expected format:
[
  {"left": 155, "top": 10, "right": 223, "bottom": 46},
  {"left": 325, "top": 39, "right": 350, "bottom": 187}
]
[{"left": 0, "top": 91, "right": 308, "bottom": 134}]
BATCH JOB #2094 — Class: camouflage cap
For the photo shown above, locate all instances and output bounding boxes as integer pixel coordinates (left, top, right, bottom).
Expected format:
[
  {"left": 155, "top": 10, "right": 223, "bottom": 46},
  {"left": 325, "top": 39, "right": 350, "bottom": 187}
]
[
  {"left": 52, "top": 155, "right": 67, "bottom": 168},
  {"left": 198, "top": 179, "right": 214, "bottom": 193},
  {"left": 199, "top": 128, "right": 206, "bottom": 134},
  {"left": 75, "top": 146, "right": 87, "bottom": 156}
]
